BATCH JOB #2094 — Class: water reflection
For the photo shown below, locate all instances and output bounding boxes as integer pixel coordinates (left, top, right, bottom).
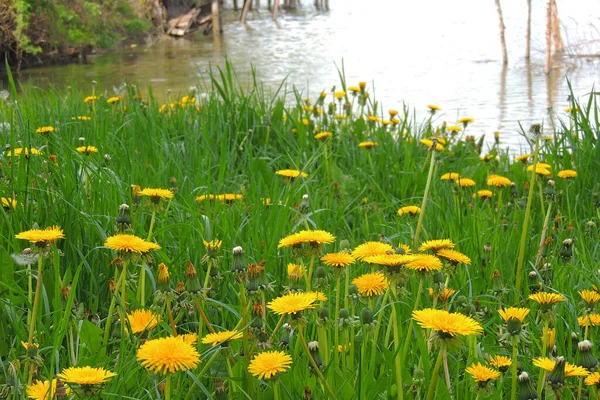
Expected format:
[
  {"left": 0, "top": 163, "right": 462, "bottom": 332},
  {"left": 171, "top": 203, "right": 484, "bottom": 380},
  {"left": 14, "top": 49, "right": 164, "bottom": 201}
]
[{"left": 2, "top": 0, "right": 599, "bottom": 149}]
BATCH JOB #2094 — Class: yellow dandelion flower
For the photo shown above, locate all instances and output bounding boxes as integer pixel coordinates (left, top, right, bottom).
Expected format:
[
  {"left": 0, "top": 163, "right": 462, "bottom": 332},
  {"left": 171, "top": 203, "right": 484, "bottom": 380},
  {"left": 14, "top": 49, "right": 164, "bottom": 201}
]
[
  {"left": 16, "top": 226, "right": 65, "bottom": 244},
  {"left": 405, "top": 254, "right": 443, "bottom": 272},
  {"left": 26, "top": 379, "right": 59, "bottom": 400},
  {"left": 446, "top": 125, "right": 462, "bottom": 132},
  {"left": 180, "top": 333, "right": 198, "bottom": 345},
  {"left": 72, "top": 116, "right": 92, "bottom": 121},
  {"left": 76, "top": 146, "right": 98, "bottom": 154},
  {"left": 278, "top": 230, "right": 336, "bottom": 248},
  {"left": 1, "top": 197, "right": 17, "bottom": 209},
  {"left": 487, "top": 175, "right": 511, "bottom": 187},
  {"left": 267, "top": 292, "right": 318, "bottom": 315},
  {"left": 21, "top": 341, "right": 39, "bottom": 350},
  {"left": 580, "top": 289, "right": 600, "bottom": 305},
  {"left": 334, "top": 91, "right": 346, "bottom": 100},
  {"left": 498, "top": 307, "right": 530, "bottom": 323},
  {"left": 397, "top": 205, "right": 421, "bottom": 216},
  {"left": 412, "top": 308, "right": 483, "bottom": 337},
  {"left": 458, "top": 117, "right": 474, "bottom": 125},
  {"left": 84, "top": 96, "right": 99, "bottom": 104},
  {"left": 428, "top": 287, "right": 456, "bottom": 303},
  {"left": 248, "top": 351, "right": 292, "bottom": 380},
  {"left": 529, "top": 292, "right": 566, "bottom": 305},
  {"left": 585, "top": 372, "right": 600, "bottom": 386},
  {"left": 314, "top": 132, "right": 332, "bottom": 140},
  {"left": 275, "top": 169, "right": 309, "bottom": 179},
  {"left": 557, "top": 170, "right": 577, "bottom": 179},
  {"left": 533, "top": 357, "right": 589, "bottom": 377},
  {"left": 466, "top": 362, "right": 500, "bottom": 383},
  {"left": 305, "top": 291, "right": 327, "bottom": 302},
  {"left": 420, "top": 139, "right": 444, "bottom": 151},
  {"left": 287, "top": 263, "right": 305, "bottom": 280},
  {"left": 397, "top": 243, "right": 412, "bottom": 255},
  {"left": 436, "top": 249, "right": 471, "bottom": 265},
  {"left": 347, "top": 86, "right": 361, "bottom": 93},
  {"left": 137, "top": 336, "right": 200, "bottom": 374},
  {"left": 578, "top": 314, "right": 600, "bottom": 327},
  {"left": 427, "top": 104, "right": 441, "bottom": 111},
  {"left": 36, "top": 126, "right": 55, "bottom": 134},
  {"left": 126, "top": 309, "right": 161, "bottom": 334},
  {"left": 138, "top": 188, "right": 174, "bottom": 200},
  {"left": 158, "top": 263, "right": 170, "bottom": 283},
  {"left": 202, "top": 330, "right": 243, "bottom": 346},
  {"left": 358, "top": 141, "right": 378, "bottom": 148},
  {"left": 352, "top": 241, "right": 394, "bottom": 261},
  {"left": 515, "top": 154, "right": 532, "bottom": 162},
  {"left": 58, "top": 366, "right": 116, "bottom": 385},
  {"left": 7, "top": 147, "right": 42, "bottom": 157},
  {"left": 363, "top": 254, "right": 417, "bottom": 267},
  {"left": 527, "top": 164, "right": 552, "bottom": 176},
  {"left": 367, "top": 115, "right": 380, "bottom": 123},
  {"left": 352, "top": 272, "right": 389, "bottom": 297},
  {"left": 477, "top": 190, "right": 493, "bottom": 199},
  {"left": 456, "top": 177, "right": 476, "bottom": 187},
  {"left": 440, "top": 172, "right": 460, "bottom": 180},
  {"left": 204, "top": 239, "right": 222, "bottom": 252},
  {"left": 321, "top": 252, "right": 355, "bottom": 268},
  {"left": 104, "top": 234, "right": 161, "bottom": 254},
  {"left": 419, "top": 239, "right": 455, "bottom": 252},
  {"left": 489, "top": 355, "right": 512, "bottom": 370},
  {"left": 107, "top": 96, "right": 121, "bottom": 104}
]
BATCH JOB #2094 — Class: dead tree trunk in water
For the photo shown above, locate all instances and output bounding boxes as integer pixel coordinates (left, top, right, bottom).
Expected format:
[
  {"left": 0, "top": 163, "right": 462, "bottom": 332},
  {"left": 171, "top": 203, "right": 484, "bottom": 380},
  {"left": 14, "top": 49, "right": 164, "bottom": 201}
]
[
  {"left": 273, "top": 0, "right": 280, "bottom": 20},
  {"left": 545, "top": 0, "right": 552, "bottom": 73},
  {"left": 494, "top": 0, "right": 508, "bottom": 64},
  {"left": 233, "top": 0, "right": 238, "bottom": 11},
  {"left": 212, "top": 0, "right": 221, "bottom": 34},
  {"left": 241, "top": 0, "right": 251, "bottom": 22},
  {"left": 525, "top": 0, "right": 531, "bottom": 60},
  {"left": 550, "top": 0, "right": 564, "bottom": 53}
]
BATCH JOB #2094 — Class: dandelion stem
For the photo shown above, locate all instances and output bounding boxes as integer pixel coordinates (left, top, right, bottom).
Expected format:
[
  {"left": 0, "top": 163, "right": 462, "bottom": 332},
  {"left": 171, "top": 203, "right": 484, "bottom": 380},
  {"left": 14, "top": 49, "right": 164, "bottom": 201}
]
[
  {"left": 166, "top": 296, "right": 177, "bottom": 335},
  {"left": 138, "top": 209, "right": 157, "bottom": 306},
  {"left": 402, "top": 276, "right": 424, "bottom": 361},
  {"left": 344, "top": 263, "right": 351, "bottom": 309},
  {"left": 269, "top": 314, "right": 286, "bottom": 344},
  {"left": 426, "top": 344, "right": 445, "bottom": 400},
  {"left": 369, "top": 285, "right": 391, "bottom": 372},
  {"left": 535, "top": 200, "right": 554, "bottom": 268},
  {"left": 390, "top": 289, "right": 404, "bottom": 400},
  {"left": 334, "top": 275, "right": 341, "bottom": 359},
  {"left": 306, "top": 255, "right": 315, "bottom": 291},
  {"left": 198, "top": 348, "right": 221, "bottom": 376},
  {"left": 165, "top": 374, "right": 171, "bottom": 400},
  {"left": 273, "top": 379, "right": 281, "bottom": 400},
  {"left": 299, "top": 327, "right": 337, "bottom": 399},
  {"left": 195, "top": 298, "right": 216, "bottom": 334},
  {"left": 510, "top": 336, "right": 518, "bottom": 400},
  {"left": 414, "top": 147, "right": 437, "bottom": 249},
  {"left": 27, "top": 254, "right": 44, "bottom": 344},
  {"left": 537, "top": 317, "right": 550, "bottom": 396},
  {"left": 515, "top": 136, "right": 540, "bottom": 296}
]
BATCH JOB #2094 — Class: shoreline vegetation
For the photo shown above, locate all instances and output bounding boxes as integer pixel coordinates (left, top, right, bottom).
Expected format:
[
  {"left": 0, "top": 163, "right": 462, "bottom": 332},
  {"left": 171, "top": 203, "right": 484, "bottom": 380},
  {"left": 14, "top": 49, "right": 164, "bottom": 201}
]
[{"left": 1, "top": 64, "right": 600, "bottom": 399}]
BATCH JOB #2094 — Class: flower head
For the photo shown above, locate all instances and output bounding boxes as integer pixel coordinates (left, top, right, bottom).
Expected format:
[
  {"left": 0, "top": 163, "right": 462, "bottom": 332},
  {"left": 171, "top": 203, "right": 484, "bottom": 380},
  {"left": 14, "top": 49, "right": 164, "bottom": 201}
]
[
  {"left": 26, "top": 379, "right": 59, "bottom": 400},
  {"left": 137, "top": 336, "right": 200, "bottom": 374},
  {"left": 267, "top": 292, "right": 318, "bottom": 315},
  {"left": 359, "top": 141, "right": 377, "bottom": 148},
  {"left": 436, "top": 249, "right": 471, "bottom": 265},
  {"left": 105, "top": 234, "right": 160, "bottom": 254},
  {"left": 248, "top": 351, "right": 292, "bottom": 380},
  {"left": 314, "top": 132, "right": 332, "bottom": 141},
  {"left": 352, "top": 272, "right": 389, "bottom": 297},
  {"left": 580, "top": 289, "right": 600, "bottom": 306},
  {"left": 405, "top": 254, "right": 443, "bottom": 272},
  {"left": 441, "top": 172, "right": 460, "bottom": 180},
  {"left": 58, "top": 366, "right": 116, "bottom": 385},
  {"left": 202, "top": 330, "right": 243, "bottom": 346},
  {"left": 36, "top": 126, "right": 55, "bottom": 134},
  {"left": 427, "top": 104, "right": 441, "bottom": 112},
  {"left": 352, "top": 242, "right": 394, "bottom": 261},
  {"left": 16, "top": 226, "right": 65, "bottom": 244},
  {"left": 412, "top": 308, "right": 483, "bottom": 338},
  {"left": 287, "top": 263, "right": 305, "bottom": 281},
  {"left": 585, "top": 372, "right": 600, "bottom": 387},
  {"left": 557, "top": 169, "right": 577, "bottom": 179},
  {"left": 533, "top": 357, "right": 589, "bottom": 378},
  {"left": 397, "top": 205, "right": 420, "bottom": 216},
  {"left": 420, "top": 139, "right": 444, "bottom": 151},
  {"left": 276, "top": 169, "right": 308, "bottom": 179},
  {"left": 498, "top": 307, "right": 530, "bottom": 323},
  {"left": 419, "top": 239, "right": 454, "bottom": 252},
  {"left": 515, "top": 154, "right": 532, "bottom": 163},
  {"left": 466, "top": 362, "right": 500, "bottom": 383},
  {"left": 447, "top": 125, "right": 462, "bottom": 133},
  {"left": 278, "top": 230, "right": 336, "bottom": 249},
  {"left": 458, "top": 117, "right": 474, "bottom": 125},
  {"left": 127, "top": 309, "right": 161, "bottom": 334},
  {"left": 138, "top": 188, "right": 174, "bottom": 200},
  {"left": 489, "top": 355, "right": 512, "bottom": 371},
  {"left": 529, "top": 292, "right": 565, "bottom": 306},
  {"left": 487, "top": 175, "right": 511, "bottom": 187},
  {"left": 196, "top": 194, "right": 243, "bottom": 202},
  {"left": 321, "top": 252, "right": 355, "bottom": 268},
  {"left": 476, "top": 190, "right": 493, "bottom": 199},
  {"left": 456, "top": 178, "right": 476, "bottom": 188},
  {"left": 6, "top": 147, "right": 42, "bottom": 157},
  {"left": 363, "top": 254, "right": 416, "bottom": 268},
  {"left": 76, "top": 146, "right": 98, "bottom": 155},
  {"left": 578, "top": 314, "right": 600, "bottom": 327},
  {"left": 527, "top": 164, "right": 552, "bottom": 176}
]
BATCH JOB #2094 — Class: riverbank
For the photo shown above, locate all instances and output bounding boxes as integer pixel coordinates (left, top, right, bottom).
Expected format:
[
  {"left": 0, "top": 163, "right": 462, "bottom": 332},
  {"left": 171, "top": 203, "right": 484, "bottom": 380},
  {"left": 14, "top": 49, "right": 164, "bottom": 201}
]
[{"left": 1, "top": 63, "right": 599, "bottom": 399}]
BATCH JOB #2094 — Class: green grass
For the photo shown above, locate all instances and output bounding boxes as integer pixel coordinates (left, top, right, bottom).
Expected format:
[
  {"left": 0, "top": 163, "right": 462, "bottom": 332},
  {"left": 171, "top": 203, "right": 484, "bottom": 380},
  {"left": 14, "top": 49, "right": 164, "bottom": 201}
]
[{"left": 0, "top": 63, "right": 599, "bottom": 399}]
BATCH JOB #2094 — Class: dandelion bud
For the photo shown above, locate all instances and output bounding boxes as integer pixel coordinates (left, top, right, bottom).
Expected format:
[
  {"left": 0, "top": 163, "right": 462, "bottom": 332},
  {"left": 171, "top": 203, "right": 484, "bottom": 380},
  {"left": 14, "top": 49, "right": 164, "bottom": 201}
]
[
  {"left": 131, "top": 184, "right": 141, "bottom": 205},
  {"left": 319, "top": 306, "right": 329, "bottom": 321},
  {"left": 109, "top": 279, "right": 117, "bottom": 294},
  {"left": 303, "top": 386, "right": 313, "bottom": 400},
  {"left": 338, "top": 308, "right": 350, "bottom": 319},
  {"left": 214, "top": 378, "right": 228, "bottom": 400},
  {"left": 307, "top": 341, "right": 323, "bottom": 372},
  {"left": 23, "top": 342, "right": 39, "bottom": 358},
  {"left": 176, "top": 281, "right": 185, "bottom": 294},
  {"left": 412, "top": 367, "right": 425, "bottom": 384},
  {"left": 528, "top": 271, "right": 540, "bottom": 293},
  {"left": 61, "top": 282, "right": 71, "bottom": 298},
  {"left": 529, "top": 123, "right": 542, "bottom": 137},
  {"left": 231, "top": 246, "right": 247, "bottom": 274},
  {"left": 280, "top": 323, "right": 292, "bottom": 347},
  {"left": 361, "top": 307, "right": 373, "bottom": 325},
  {"left": 491, "top": 269, "right": 504, "bottom": 292},
  {"left": 116, "top": 204, "right": 131, "bottom": 227},
  {"left": 560, "top": 238, "right": 574, "bottom": 261},
  {"left": 577, "top": 340, "right": 598, "bottom": 369},
  {"left": 314, "top": 266, "right": 326, "bottom": 279},
  {"left": 185, "top": 260, "right": 202, "bottom": 293},
  {"left": 433, "top": 271, "right": 444, "bottom": 286},
  {"left": 339, "top": 239, "right": 351, "bottom": 252},
  {"left": 78, "top": 137, "right": 86, "bottom": 146},
  {"left": 547, "top": 356, "right": 566, "bottom": 387},
  {"left": 586, "top": 221, "right": 596, "bottom": 236},
  {"left": 518, "top": 372, "right": 538, "bottom": 400},
  {"left": 158, "top": 263, "right": 170, "bottom": 286},
  {"left": 299, "top": 194, "right": 310, "bottom": 215},
  {"left": 359, "top": 81, "right": 366, "bottom": 90},
  {"left": 507, "top": 317, "right": 523, "bottom": 336},
  {"left": 348, "top": 284, "right": 358, "bottom": 296}
]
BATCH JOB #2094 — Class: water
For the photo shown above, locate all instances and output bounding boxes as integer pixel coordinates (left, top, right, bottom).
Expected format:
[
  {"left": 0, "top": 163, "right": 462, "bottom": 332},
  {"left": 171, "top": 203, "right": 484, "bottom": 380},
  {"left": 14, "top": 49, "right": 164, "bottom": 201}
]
[{"left": 4, "top": 0, "right": 600, "bottom": 149}]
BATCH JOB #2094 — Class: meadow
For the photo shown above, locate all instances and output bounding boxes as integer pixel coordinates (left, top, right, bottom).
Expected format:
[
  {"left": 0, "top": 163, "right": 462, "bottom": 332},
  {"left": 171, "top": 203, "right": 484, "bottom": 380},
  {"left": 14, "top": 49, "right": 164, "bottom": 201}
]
[{"left": 1, "top": 64, "right": 600, "bottom": 400}]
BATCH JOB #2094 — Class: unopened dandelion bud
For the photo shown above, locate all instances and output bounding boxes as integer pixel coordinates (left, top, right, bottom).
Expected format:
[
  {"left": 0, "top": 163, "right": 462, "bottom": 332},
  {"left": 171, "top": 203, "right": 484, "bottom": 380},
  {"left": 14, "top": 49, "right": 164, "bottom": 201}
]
[
  {"left": 308, "top": 341, "right": 323, "bottom": 371},
  {"left": 299, "top": 194, "right": 310, "bottom": 214},
  {"left": 491, "top": 269, "right": 504, "bottom": 292},
  {"left": 185, "top": 260, "right": 202, "bottom": 293},
  {"left": 231, "top": 246, "right": 247, "bottom": 274},
  {"left": 433, "top": 271, "right": 444, "bottom": 286},
  {"left": 214, "top": 378, "right": 228, "bottom": 400},
  {"left": 528, "top": 271, "right": 540, "bottom": 293},
  {"left": 314, "top": 266, "right": 326, "bottom": 279},
  {"left": 24, "top": 342, "right": 39, "bottom": 358},
  {"left": 348, "top": 284, "right": 358, "bottom": 296},
  {"left": 547, "top": 356, "right": 566, "bottom": 387},
  {"left": 507, "top": 317, "right": 523, "bottom": 336},
  {"left": 338, "top": 308, "right": 350, "bottom": 319},
  {"left": 577, "top": 340, "right": 598, "bottom": 369},
  {"left": 61, "top": 282, "right": 71, "bottom": 298},
  {"left": 158, "top": 263, "right": 170, "bottom": 287},
  {"left": 319, "top": 306, "right": 329, "bottom": 321},
  {"left": 109, "top": 279, "right": 117, "bottom": 294},
  {"left": 176, "top": 281, "right": 185, "bottom": 294},
  {"left": 518, "top": 372, "right": 538, "bottom": 400},
  {"left": 280, "top": 323, "right": 292, "bottom": 347},
  {"left": 339, "top": 239, "right": 351, "bottom": 252},
  {"left": 116, "top": 204, "right": 131, "bottom": 227},
  {"left": 510, "top": 182, "right": 518, "bottom": 198},
  {"left": 359, "top": 81, "right": 366, "bottom": 90},
  {"left": 412, "top": 367, "right": 425, "bottom": 384},
  {"left": 361, "top": 307, "right": 373, "bottom": 325}
]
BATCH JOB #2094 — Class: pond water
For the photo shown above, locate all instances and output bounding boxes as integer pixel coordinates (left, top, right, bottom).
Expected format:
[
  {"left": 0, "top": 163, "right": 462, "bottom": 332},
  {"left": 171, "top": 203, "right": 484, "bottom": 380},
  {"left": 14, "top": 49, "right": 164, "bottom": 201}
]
[{"left": 4, "top": 0, "right": 600, "bottom": 150}]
